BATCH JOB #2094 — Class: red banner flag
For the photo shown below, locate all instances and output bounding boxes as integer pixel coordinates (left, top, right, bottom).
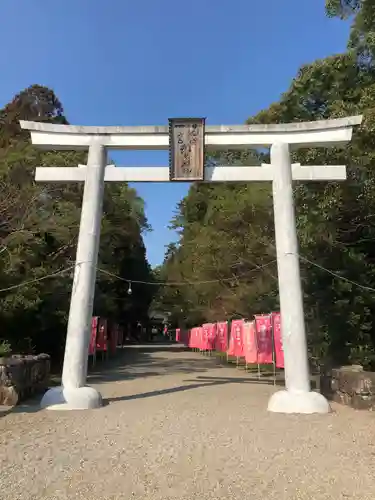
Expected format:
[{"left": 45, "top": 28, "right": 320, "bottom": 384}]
[
  {"left": 215, "top": 322, "right": 228, "bottom": 352},
  {"left": 227, "top": 319, "right": 244, "bottom": 357},
  {"left": 188, "top": 328, "right": 194, "bottom": 348},
  {"left": 89, "top": 317, "right": 98, "bottom": 355},
  {"left": 189, "top": 327, "right": 199, "bottom": 349},
  {"left": 191, "top": 328, "right": 197, "bottom": 348},
  {"left": 207, "top": 323, "right": 217, "bottom": 350},
  {"left": 193, "top": 327, "right": 199, "bottom": 349},
  {"left": 255, "top": 314, "right": 273, "bottom": 364},
  {"left": 96, "top": 317, "right": 108, "bottom": 352},
  {"left": 201, "top": 323, "right": 216, "bottom": 350},
  {"left": 201, "top": 324, "right": 210, "bottom": 350},
  {"left": 197, "top": 326, "right": 204, "bottom": 350},
  {"left": 272, "top": 312, "right": 284, "bottom": 368},
  {"left": 243, "top": 321, "right": 258, "bottom": 364},
  {"left": 176, "top": 328, "right": 181, "bottom": 342}
]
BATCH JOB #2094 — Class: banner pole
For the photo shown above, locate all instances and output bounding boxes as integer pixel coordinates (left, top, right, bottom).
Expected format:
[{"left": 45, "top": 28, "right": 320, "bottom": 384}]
[
  {"left": 273, "top": 360, "right": 277, "bottom": 386},
  {"left": 256, "top": 318, "right": 261, "bottom": 380},
  {"left": 226, "top": 320, "right": 230, "bottom": 364},
  {"left": 271, "top": 313, "right": 276, "bottom": 386}
]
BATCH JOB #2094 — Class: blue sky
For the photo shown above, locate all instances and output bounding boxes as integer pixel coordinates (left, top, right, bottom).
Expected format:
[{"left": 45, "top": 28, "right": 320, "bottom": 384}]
[{"left": 0, "top": 0, "right": 350, "bottom": 266}]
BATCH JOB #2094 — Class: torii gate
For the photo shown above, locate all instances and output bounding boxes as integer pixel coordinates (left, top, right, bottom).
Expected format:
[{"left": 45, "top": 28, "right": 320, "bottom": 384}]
[{"left": 20, "top": 116, "right": 362, "bottom": 413}]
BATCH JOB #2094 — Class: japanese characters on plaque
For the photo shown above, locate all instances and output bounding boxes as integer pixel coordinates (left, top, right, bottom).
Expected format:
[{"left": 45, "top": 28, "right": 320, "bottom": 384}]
[{"left": 169, "top": 118, "right": 205, "bottom": 181}]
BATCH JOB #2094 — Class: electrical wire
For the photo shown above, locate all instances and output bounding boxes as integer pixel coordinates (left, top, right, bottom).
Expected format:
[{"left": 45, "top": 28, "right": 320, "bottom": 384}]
[
  {"left": 96, "top": 259, "right": 278, "bottom": 286},
  {"left": 1, "top": 253, "right": 375, "bottom": 294},
  {"left": 0, "top": 260, "right": 277, "bottom": 293},
  {"left": 297, "top": 254, "right": 375, "bottom": 292},
  {"left": 0, "top": 264, "right": 76, "bottom": 293}
]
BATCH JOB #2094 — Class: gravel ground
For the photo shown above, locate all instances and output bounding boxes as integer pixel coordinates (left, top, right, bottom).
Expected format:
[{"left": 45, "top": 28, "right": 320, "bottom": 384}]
[{"left": 1, "top": 344, "right": 375, "bottom": 500}]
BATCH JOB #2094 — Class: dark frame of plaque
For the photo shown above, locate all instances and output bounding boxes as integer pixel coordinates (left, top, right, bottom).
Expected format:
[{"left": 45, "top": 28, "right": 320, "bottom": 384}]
[{"left": 169, "top": 117, "right": 206, "bottom": 181}]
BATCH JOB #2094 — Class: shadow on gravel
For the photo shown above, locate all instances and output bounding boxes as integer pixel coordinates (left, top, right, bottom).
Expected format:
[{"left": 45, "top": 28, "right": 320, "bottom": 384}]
[
  {"left": 1, "top": 345, "right": 183, "bottom": 416},
  {"left": 193, "top": 375, "right": 285, "bottom": 386},
  {"left": 104, "top": 375, "right": 285, "bottom": 405},
  {"left": 87, "top": 345, "right": 215, "bottom": 384},
  {"left": 0, "top": 398, "right": 42, "bottom": 418},
  {"left": 87, "top": 359, "right": 211, "bottom": 383}
]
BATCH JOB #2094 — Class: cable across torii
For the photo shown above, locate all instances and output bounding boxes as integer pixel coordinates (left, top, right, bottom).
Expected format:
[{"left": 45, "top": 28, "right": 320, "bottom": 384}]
[{"left": 20, "top": 115, "right": 362, "bottom": 413}]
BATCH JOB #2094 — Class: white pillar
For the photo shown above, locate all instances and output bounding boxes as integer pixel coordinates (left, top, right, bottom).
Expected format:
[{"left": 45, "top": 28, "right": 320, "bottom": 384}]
[
  {"left": 267, "top": 142, "right": 330, "bottom": 414},
  {"left": 40, "top": 142, "right": 106, "bottom": 410}
]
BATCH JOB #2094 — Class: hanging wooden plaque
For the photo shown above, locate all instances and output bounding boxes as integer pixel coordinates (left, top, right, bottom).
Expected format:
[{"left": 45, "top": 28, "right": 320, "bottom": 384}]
[{"left": 169, "top": 117, "right": 205, "bottom": 181}]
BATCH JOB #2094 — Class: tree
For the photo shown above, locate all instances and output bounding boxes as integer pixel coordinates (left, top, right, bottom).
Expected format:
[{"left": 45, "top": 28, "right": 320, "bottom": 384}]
[
  {"left": 155, "top": 3, "right": 375, "bottom": 368},
  {"left": 0, "top": 85, "right": 154, "bottom": 361},
  {"left": 326, "top": 0, "right": 375, "bottom": 66}
]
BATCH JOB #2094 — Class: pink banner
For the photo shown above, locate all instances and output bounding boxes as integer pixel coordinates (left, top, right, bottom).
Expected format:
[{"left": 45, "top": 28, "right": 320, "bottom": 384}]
[
  {"left": 227, "top": 319, "right": 244, "bottom": 357},
  {"left": 201, "top": 323, "right": 216, "bottom": 350},
  {"left": 189, "top": 327, "right": 199, "bottom": 349},
  {"left": 272, "top": 312, "right": 284, "bottom": 368},
  {"left": 207, "top": 323, "right": 217, "bottom": 350},
  {"left": 197, "top": 327, "right": 203, "bottom": 350},
  {"left": 243, "top": 321, "right": 258, "bottom": 364},
  {"left": 96, "top": 317, "right": 108, "bottom": 352},
  {"left": 176, "top": 328, "right": 181, "bottom": 342},
  {"left": 89, "top": 317, "right": 98, "bottom": 355},
  {"left": 255, "top": 314, "right": 273, "bottom": 364},
  {"left": 188, "top": 328, "right": 194, "bottom": 348},
  {"left": 201, "top": 324, "right": 210, "bottom": 350},
  {"left": 189, "top": 328, "right": 194, "bottom": 348},
  {"left": 215, "top": 322, "right": 228, "bottom": 352}
]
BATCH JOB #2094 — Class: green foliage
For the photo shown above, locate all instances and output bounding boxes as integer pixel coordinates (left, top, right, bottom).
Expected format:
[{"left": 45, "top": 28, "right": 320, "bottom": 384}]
[
  {"left": 0, "top": 340, "right": 12, "bottom": 357},
  {"left": 0, "top": 85, "right": 154, "bottom": 361},
  {"left": 154, "top": 5, "right": 375, "bottom": 369},
  {"left": 326, "top": 0, "right": 375, "bottom": 66}
]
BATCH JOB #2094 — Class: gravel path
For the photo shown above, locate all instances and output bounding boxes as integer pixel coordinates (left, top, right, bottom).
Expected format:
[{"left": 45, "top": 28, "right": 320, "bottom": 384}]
[{"left": 1, "top": 344, "right": 375, "bottom": 500}]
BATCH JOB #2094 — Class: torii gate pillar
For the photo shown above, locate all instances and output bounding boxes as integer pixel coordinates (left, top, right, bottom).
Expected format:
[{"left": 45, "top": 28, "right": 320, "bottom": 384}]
[
  {"left": 267, "top": 142, "right": 326, "bottom": 413},
  {"left": 20, "top": 116, "right": 362, "bottom": 413}
]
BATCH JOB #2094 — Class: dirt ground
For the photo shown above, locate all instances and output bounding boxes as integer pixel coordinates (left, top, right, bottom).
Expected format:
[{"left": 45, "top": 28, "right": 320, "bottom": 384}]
[{"left": 1, "top": 344, "right": 375, "bottom": 500}]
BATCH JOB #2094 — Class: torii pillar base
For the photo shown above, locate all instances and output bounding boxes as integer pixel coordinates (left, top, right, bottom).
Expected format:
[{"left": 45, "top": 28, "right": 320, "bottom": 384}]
[
  {"left": 41, "top": 386, "right": 102, "bottom": 411},
  {"left": 267, "top": 390, "right": 330, "bottom": 414}
]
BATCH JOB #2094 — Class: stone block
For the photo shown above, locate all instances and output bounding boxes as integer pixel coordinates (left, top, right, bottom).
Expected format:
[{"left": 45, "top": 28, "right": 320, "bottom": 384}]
[
  {"left": 351, "top": 394, "right": 375, "bottom": 411},
  {"left": 0, "top": 354, "right": 50, "bottom": 406},
  {"left": 320, "top": 365, "right": 375, "bottom": 411}
]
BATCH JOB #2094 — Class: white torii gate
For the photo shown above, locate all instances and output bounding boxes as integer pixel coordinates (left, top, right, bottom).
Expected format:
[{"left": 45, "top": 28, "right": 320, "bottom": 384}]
[{"left": 20, "top": 116, "right": 362, "bottom": 413}]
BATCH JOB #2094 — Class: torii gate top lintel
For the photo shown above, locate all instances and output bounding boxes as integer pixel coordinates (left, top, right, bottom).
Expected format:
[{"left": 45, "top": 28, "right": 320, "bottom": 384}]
[
  {"left": 20, "top": 115, "right": 363, "bottom": 184},
  {"left": 19, "top": 115, "right": 363, "bottom": 151}
]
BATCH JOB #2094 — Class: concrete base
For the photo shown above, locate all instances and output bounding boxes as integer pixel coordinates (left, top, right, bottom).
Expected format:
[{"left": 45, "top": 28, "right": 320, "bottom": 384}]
[
  {"left": 40, "top": 386, "right": 102, "bottom": 411},
  {"left": 267, "top": 389, "right": 331, "bottom": 414}
]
